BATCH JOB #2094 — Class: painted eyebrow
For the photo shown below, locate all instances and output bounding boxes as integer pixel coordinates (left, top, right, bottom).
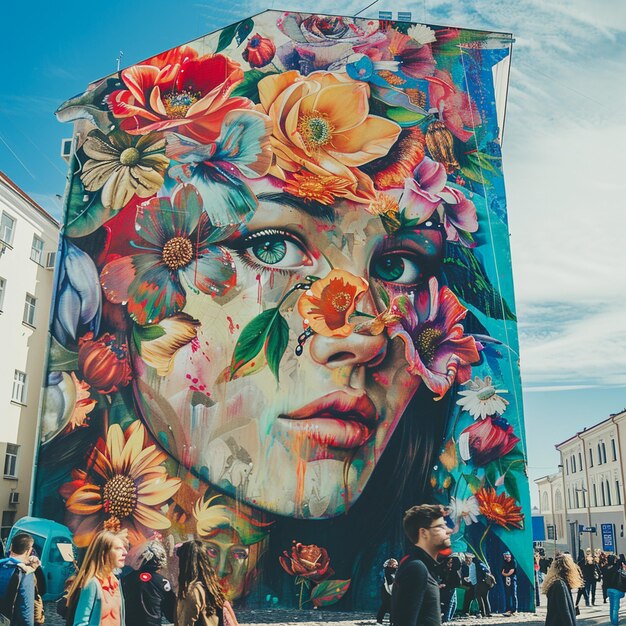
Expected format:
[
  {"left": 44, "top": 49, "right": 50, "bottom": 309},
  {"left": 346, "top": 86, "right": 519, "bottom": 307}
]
[{"left": 256, "top": 192, "right": 335, "bottom": 223}]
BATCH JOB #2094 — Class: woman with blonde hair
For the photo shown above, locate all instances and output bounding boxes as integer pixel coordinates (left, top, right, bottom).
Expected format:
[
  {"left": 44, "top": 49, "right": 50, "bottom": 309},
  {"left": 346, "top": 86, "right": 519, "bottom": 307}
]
[
  {"left": 175, "top": 540, "right": 238, "bottom": 626},
  {"left": 66, "top": 530, "right": 127, "bottom": 626},
  {"left": 543, "top": 553, "right": 582, "bottom": 626}
]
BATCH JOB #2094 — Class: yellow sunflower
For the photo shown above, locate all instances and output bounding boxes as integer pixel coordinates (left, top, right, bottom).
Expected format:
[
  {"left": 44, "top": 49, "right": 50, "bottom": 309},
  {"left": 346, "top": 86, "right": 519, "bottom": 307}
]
[{"left": 60, "top": 421, "right": 181, "bottom": 547}]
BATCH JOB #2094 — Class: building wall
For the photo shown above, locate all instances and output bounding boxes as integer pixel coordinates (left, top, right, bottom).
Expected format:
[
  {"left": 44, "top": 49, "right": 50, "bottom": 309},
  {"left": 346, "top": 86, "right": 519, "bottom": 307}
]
[
  {"left": 0, "top": 173, "right": 59, "bottom": 538},
  {"left": 553, "top": 414, "right": 626, "bottom": 556}
]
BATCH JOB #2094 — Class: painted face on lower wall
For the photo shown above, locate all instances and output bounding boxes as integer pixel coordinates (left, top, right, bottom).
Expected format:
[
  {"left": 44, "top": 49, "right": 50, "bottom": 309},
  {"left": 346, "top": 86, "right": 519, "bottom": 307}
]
[{"left": 133, "top": 179, "right": 445, "bottom": 518}]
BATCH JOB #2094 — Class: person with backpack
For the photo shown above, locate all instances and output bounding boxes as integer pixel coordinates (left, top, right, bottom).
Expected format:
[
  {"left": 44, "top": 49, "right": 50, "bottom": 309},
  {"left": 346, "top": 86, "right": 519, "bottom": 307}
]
[
  {"left": 0, "top": 532, "right": 41, "bottom": 626},
  {"left": 121, "top": 539, "right": 175, "bottom": 626},
  {"left": 605, "top": 555, "right": 626, "bottom": 626}
]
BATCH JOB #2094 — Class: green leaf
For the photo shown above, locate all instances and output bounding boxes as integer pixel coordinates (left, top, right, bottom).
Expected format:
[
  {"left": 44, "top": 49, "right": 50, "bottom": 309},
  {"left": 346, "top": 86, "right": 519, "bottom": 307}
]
[
  {"left": 500, "top": 445, "right": 526, "bottom": 465},
  {"left": 503, "top": 472, "right": 521, "bottom": 504},
  {"left": 485, "top": 462, "right": 499, "bottom": 488},
  {"left": 235, "top": 18, "right": 254, "bottom": 45},
  {"left": 215, "top": 22, "right": 240, "bottom": 53},
  {"left": 386, "top": 107, "right": 429, "bottom": 127},
  {"left": 230, "top": 308, "right": 289, "bottom": 381},
  {"left": 231, "top": 69, "right": 277, "bottom": 103},
  {"left": 442, "top": 245, "right": 516, "bottom": 321},
  {"left": 463, "top": 473, "right": 483, "bottom": 494},
  {"left": 310, "top": 579, "right": 351, "bottom": 607},
  {"left": 48, "top": 337, "right": 79, "bottom": 372}
]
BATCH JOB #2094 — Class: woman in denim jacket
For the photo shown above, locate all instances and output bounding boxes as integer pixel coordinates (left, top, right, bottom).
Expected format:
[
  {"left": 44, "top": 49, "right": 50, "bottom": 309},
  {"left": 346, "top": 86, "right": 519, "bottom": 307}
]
[{"left": 66, "top": 531, "right": 128, "bottom": 626}]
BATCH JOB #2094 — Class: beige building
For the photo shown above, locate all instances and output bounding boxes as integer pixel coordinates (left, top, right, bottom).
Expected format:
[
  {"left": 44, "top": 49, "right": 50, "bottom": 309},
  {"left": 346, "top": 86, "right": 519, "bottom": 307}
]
[
  {"left": 0, "top": 172, "right": 59, "bottom": 539},
  {"left": 535, "top": 411, "right": 626, "bottom": 556}
]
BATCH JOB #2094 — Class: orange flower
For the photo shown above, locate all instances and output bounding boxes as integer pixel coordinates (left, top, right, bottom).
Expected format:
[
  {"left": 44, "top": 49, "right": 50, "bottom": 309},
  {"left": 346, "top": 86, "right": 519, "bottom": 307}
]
[
  {"left": 59, "top": 421, "right": 181, "bottom": 546},
  {"left": 283, "top": 172, "right": 354, "bottom": 205},
  {"left": 353, "top": 295, "right": 408, "bottom": 336},
  {"left": 475, "top": 488, "right": 524, "bottom": 530},
  {"left": 258, "top": 70, "right": 401, "bottom": 203},
  {"left": 78, "top": 332, "right": 132, "bottom": 394},
  {"left": 297, "top": 270, "right": 369, "bottom": 337}
]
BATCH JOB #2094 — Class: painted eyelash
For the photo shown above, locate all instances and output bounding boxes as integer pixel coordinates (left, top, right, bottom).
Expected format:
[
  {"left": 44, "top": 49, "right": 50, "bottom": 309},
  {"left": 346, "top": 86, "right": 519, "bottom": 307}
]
[
  {"left": 234, "top": 227, "right": 299, "bottom": 246},
  {"left": 235, "top": 251, "right": 292, "bottom": 277}
]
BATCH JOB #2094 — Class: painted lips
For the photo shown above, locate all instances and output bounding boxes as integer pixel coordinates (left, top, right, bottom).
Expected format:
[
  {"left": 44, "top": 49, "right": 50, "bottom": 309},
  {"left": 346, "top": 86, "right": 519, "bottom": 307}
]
[{"left": 278, "top": 391, "right": 378, "bottom": 449}]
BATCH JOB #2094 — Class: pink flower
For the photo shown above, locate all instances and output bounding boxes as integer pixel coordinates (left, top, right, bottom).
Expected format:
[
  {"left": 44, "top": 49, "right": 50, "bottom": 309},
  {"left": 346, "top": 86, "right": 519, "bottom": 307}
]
[
  {"left": 389, "top": 277, "right": 480, "bottom": 400},
  {"left": 242, "top": 34, "right": 276, "bottom": 68},
  {"left": 427, "top": 69, "right": 480, "bottom": 143},
  {"left": 402, "top": 157, "right": 478, "bottom": 244},
  {"left": 458, "top": 416, "right": 520, "bottom": 466}
]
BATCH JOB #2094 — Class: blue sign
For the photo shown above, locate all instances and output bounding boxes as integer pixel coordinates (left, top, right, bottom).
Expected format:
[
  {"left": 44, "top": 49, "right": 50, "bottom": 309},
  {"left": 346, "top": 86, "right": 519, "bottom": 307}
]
[
  {"left": 532, "top": 515, "right": 546, "bottom": 541},
  {"left": 602, "top": 523, "right": 615, "bottom": 552}
]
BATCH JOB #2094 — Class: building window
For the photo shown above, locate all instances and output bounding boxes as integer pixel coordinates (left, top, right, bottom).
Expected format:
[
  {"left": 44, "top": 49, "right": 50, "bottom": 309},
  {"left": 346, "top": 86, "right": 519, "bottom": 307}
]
[
  {"left": 542, "top": 492, "right": 549, "bottom": 511},
  {"left": 601, "top": 482, "right": 606, "bottom": 506},
  {"left": 602, "top": 442, "right": 607, "bottom": 464},
  {"left": 606, "top": 480, "right": 612, "bottom": 506},
  {"left": 3, "top": 444, "right": 18, "bottom": 477},
  {"left": 23, "top": 294, "right": 36, "bottom": 326},
  {"left": 0, "top": 277, "right": 5, "bottom": 311},
  {"left": 617, "top": 481, "right": 622, "bottom": 505},
  {"left": 566, "top": 458, "right": 569, "bottom": 475},
  {"left": 611, "top": 440, "right": 617, "bottom": 462},
  {"left": 0, "top": 212, "right": 15, "bottom": 245},
  {"left": 593, "top": 483, "right": 598, "bottom": 507},
  {"left": 598, "top": 443, "right": 603, "bottom": 465},
  {"left": 30, "top": 236, "right": 44, "bottom": 264},
  {"left": 579, "top": 452, "right": 583, "bottom": 471},
  {"left": 568, "top": 489, "right": 572, "bottom": 509},
  {"left": 1, "top": 510, "right": 16, "bottom": 540},
  {"left": 589, "top": 448, "right": 594, "bottom": 467},
  {"left": 572, "top": 455, "right": 576, "bottom": 473},
  {"left": 554, "top": 489, "right": 563, "bottom": 511},
  {"left": 11, "top": 370, "right": 27, "bottom": 404}
]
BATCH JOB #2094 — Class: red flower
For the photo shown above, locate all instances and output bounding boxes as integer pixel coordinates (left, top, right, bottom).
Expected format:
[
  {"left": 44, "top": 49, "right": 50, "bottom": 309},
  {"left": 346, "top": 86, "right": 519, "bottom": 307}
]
[
  {"left": 242, "top": 34, "right": 276, "bottom": 68},
  {"left": 389, "top": 277, "right": 480, "bottom": 400},
  {"left": 108, "top": 45, "right": 251, "bottom": 142},
  {"left": 297, "top": 270, "right": 369, "bottom": 337},
  {"left": 427, "top": 69, "right": 480, "bottom": 143},
  {"left": 458, "top": 416, "right": 520, "bottom": 466},
  {"left": 279, "top": 541, "right": 334, "bottom": 582},
  {"left": 78, "top": 332, "right": 132, "bottom": 394},
  {"left": 476, "top": 488, "right": 524, "bottom": 530}
]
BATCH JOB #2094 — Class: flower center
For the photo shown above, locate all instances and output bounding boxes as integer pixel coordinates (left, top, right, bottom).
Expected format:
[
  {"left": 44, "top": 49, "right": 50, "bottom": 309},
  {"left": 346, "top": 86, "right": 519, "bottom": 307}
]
[
  {"left": 102, "top": 474, "right": 137, "bottom": 521},
  {"left": 476, "top": 385, "right": 496, "bottom": 401},
  {"left": 119, "top": 147, "right": 141, "bottom": 167},
  {"left": 415, "top": 326, "right": 443, "bottom": 365},
  {"left": 331, "top": 291, "right": 352, "bottom": 312},
  {"left": 162, "top": 89, "right": 200, "bottom": 119},
  {"left": 162, "top": 236, "right": 193, "bottom": 270},
  {"left": 298, "top": 111, "right": 334, "bottom": 151},
  {"left": 489, "top": 502, "right": 506, "bottom": 517}
]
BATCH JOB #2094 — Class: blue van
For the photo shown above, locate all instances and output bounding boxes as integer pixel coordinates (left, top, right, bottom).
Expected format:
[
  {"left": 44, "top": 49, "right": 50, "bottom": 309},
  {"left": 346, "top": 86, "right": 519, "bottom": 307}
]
[{"left": 7, "top": 516, "right": 76, "bottom": 600}]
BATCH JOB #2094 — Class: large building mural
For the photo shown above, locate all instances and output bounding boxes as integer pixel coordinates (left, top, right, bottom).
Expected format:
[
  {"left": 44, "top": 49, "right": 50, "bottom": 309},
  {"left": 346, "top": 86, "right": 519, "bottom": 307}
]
[{"left": 34, "top": 10, "right": 530, "bottom": 610}]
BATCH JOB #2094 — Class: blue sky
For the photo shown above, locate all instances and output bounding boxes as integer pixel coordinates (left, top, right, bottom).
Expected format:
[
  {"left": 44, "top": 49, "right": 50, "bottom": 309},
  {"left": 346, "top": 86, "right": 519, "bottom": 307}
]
[{"left": 2, "top": 0, "right": 626, "bottom": 504}]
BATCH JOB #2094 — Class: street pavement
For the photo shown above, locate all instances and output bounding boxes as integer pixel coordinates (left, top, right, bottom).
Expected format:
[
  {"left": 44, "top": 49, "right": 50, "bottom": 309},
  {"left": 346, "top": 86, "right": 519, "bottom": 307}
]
[{"left": 44, "top": 597, "right": 621, "bottom": 625}]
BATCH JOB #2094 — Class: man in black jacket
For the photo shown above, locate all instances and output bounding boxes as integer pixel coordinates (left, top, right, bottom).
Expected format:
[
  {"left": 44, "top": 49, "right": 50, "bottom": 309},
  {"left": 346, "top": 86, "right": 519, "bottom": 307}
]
[{"left": 391, "top": 504, "right": 453, "bottom": 626}]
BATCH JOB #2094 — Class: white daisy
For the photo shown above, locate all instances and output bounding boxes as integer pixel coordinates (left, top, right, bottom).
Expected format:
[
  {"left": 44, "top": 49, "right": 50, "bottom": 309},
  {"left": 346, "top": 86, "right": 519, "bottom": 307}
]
[
  {"left": 449, "top": 495, "right": 480, "bottom": 526},
  {"left": 456, "top": 375, "right": 509, "bottom": 420},
  {"left": 407, "top": 24, "right": 437, "bottom": 46}
]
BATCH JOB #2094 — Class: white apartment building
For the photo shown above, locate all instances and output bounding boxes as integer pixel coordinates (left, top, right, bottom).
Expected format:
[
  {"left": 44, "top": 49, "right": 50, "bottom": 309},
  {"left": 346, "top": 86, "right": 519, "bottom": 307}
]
[
  {"left": 0, "top": 172, "right": 59, "bottom": 539},
  {"left": 535, "top": 471, "right": 568, "bottom": 555},
  {"left": 536, "top": 411, "right": 626, "bottom": 556}
]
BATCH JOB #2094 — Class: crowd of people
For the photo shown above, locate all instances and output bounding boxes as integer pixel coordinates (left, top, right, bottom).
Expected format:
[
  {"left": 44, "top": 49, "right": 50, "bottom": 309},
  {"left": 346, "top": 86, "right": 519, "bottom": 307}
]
[
  {"left": 378, "top": 503, "right": 626, "bottom": 626},
  {"left": 0, "top": 530, "right": 239, "bottom": 626}
]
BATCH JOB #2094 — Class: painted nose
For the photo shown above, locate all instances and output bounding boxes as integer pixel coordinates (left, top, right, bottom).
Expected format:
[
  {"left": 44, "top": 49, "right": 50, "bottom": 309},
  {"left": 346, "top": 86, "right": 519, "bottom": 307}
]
[{"left": 309, "top": 324, "right": 387, "bottom": 369}]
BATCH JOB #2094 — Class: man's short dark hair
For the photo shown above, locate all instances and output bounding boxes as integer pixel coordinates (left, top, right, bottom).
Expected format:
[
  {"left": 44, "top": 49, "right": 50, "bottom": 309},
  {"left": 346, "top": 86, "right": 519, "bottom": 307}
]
[
  {"left": 403, "top": 504, "right": 446, "bottom": 544},
  {"left": 10, "top": 532, "right": 34, "bottom": 555}
]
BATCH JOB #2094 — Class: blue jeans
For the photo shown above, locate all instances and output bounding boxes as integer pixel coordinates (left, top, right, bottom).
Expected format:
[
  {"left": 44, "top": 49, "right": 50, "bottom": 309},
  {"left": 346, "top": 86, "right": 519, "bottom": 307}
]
[
  {"left": 504, "top": 578, "right": 518, "bottom": 613},
  {"left": 608, "top": 588, "right": 625, "bottom": 626}
]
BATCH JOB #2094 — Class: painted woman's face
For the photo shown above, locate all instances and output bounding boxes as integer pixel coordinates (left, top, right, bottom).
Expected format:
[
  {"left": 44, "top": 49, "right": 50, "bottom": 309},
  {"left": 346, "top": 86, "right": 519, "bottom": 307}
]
[
  {"left": 134, "top": 188, "right": 444, "bottom": 517},
  {"left": 204, "top": 531, "right": 251, "bottom": 601}
]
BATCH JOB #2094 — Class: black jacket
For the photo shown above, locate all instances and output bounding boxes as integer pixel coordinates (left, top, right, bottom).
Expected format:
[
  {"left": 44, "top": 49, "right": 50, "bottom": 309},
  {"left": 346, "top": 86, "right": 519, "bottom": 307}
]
[
  {"left": 391, "top": 546, "right": 441, "bottom": 626},
  {"left": 545, "top": 579, "right": 576, "bottom": 626},
  {"left": 122, "top": 567, "right": 176, "bottom": 626}
]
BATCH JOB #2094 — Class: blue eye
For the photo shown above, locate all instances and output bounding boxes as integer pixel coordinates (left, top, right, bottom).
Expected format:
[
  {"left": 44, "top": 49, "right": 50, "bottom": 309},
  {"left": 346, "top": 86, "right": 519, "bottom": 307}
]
[
  {"left": 371, "top": 252, "right": 422, "bottom": 286},
  {"left": 237, "top": 229, "right": 313, "bottom": 270}
]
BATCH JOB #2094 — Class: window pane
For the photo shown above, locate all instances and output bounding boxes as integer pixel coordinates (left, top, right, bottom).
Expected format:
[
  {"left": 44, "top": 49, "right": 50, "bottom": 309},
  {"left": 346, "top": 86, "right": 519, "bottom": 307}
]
[
  {"left": 0, "top": 278, "right": 5, "bottom": 310},
  {"left": 23, "top": 294, "right": 36, "bottom": 326},
  {"left": 30, "top": 236, "right": 44, "bottom": 263},
  {"left": 0, "top": 213, "right": 15, "bottom": 245},
  {"left": 11, "top": 370, "right": 26, "bottom": 403}
]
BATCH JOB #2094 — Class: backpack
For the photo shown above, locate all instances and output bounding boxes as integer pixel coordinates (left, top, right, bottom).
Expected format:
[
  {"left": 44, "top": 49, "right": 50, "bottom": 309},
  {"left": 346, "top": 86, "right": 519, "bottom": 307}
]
[
  {"left": 0, "top": 560, "right": 23, "bottom": 622},
  {"left": 483, "top": 572, "right": 497, "bottom": 589}
]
